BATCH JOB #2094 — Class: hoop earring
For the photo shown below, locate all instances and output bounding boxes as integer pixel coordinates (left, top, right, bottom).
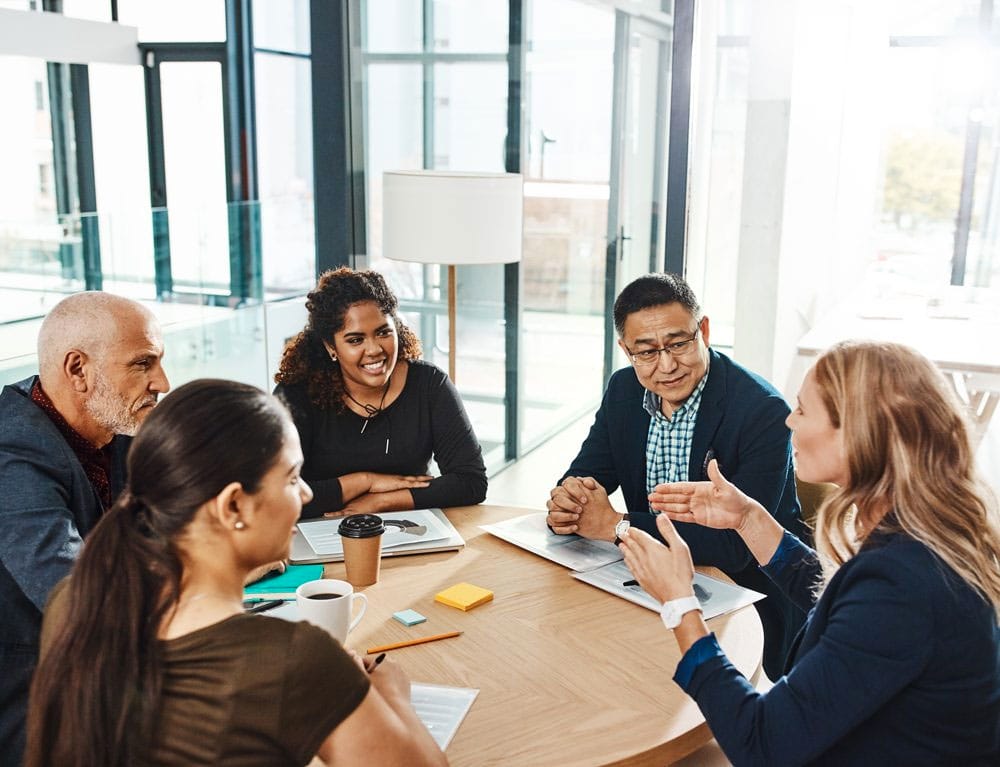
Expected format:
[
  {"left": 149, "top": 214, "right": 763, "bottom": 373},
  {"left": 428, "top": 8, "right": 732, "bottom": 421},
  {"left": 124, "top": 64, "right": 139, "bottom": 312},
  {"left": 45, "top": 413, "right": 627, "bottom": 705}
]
[{"left": 234, "top": 520, "right": 246, "bottom": 530}]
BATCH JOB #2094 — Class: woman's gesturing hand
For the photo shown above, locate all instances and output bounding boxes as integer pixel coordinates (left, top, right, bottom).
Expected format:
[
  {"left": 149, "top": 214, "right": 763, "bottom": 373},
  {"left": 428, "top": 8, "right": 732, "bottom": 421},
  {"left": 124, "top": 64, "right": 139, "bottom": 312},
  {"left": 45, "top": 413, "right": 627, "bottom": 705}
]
[
  {"left": 617, "top": 515, "right": 695, "bottom": 604},
  {"left": 648, "top": 459, "right": 754, "bottom": 531}
]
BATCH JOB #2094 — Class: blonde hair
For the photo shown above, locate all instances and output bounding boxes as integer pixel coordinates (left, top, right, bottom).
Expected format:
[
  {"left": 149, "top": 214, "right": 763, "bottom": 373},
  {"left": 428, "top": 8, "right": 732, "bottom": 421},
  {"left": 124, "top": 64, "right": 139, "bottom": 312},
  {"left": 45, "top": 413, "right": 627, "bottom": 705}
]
[{"left": 811, "top": 341, "right": 1000, "bottom": 614}]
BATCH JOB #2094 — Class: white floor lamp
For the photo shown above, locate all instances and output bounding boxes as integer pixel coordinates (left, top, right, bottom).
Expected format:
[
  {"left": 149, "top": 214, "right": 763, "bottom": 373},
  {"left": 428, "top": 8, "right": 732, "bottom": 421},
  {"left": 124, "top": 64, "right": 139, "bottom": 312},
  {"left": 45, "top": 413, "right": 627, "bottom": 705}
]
[{"left": 382, "top": 170, "right": 523, "bottom": 382}]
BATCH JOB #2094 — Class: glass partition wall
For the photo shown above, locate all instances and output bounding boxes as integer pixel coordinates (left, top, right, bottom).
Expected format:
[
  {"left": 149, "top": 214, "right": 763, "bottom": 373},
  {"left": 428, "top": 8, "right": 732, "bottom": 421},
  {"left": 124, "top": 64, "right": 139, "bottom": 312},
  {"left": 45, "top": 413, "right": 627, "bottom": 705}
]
[
  {"left": 1, "top": 0, "right": 679, "bottom": 474},
  {"left": 359, "top": 0, "right": 676, "bottom": 468}
]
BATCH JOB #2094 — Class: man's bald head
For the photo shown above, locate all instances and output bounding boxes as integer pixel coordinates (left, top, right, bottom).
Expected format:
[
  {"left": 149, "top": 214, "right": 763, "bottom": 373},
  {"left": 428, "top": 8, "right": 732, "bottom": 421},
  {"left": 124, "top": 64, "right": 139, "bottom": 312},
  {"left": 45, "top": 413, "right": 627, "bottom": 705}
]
[
  {"left": 36, "top": 292, "right": 169, "bottom": 445},
  {"left": 37, "top": 292, "right": 155, "bottom": 385}
]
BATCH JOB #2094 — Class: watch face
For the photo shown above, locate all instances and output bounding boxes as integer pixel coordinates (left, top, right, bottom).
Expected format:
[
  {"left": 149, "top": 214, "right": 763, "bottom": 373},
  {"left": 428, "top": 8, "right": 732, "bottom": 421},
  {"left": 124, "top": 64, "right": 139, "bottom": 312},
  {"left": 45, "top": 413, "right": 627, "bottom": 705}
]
[{"left": 614, "top": 518, "right": 630, "bottom": 538}]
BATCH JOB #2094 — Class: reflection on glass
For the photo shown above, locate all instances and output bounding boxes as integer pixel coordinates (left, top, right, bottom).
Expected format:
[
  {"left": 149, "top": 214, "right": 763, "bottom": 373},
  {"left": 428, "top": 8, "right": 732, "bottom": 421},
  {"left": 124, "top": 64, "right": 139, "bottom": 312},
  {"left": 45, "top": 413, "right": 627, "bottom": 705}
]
[
  {"left": 89, "top": 63, "right": 154, "bottom": 290},
  {"left": 254, "top": 53, "right": 315, "bottom": 294},
  {"left": 253, "top": 0, "right": 310, "bottom": 53},
  {"left": 0, "top": 55, "right": 81, "bottom": 294},
  {"left": 363, "top": 0, "right": 423, "bottom": 53},
  {"left": 365, "top": 63, "right": 423, "bottom": 272},
  {"left": 687, "top": 44, "right": 750, "bottom": 348},
  {"left": 519, "top": 0, "right": 615, "bottom": 449},
  {"left": 159, "top": 61, "right": 230, "bottom": 291},
  {"left": 433, "top": 63, "right": 507, "bottom": 171},
  {"left": 432, "top": 0, "right": 508, "bottom": 52}
]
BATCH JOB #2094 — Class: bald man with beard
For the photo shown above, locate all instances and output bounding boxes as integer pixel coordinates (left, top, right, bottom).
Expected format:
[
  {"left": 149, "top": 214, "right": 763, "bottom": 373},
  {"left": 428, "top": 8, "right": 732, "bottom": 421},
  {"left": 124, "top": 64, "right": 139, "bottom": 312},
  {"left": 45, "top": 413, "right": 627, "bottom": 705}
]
[{"left": 0, "top": 292, "right": 169, "bottom": 767}]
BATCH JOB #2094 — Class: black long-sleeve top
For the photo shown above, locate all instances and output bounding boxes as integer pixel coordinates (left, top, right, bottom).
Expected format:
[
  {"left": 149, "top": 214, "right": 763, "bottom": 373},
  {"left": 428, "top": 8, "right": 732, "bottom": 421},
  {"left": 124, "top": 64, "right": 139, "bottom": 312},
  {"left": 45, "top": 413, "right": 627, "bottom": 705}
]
[{"left": 275, "top": 360, "right": 487, "bottom": 518}]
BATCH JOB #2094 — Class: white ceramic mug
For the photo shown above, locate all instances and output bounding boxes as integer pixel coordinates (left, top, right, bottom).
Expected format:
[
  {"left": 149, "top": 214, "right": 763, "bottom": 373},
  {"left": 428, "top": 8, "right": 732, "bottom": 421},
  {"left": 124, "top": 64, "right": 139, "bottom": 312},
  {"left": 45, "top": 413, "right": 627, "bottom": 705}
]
[{"left": 296, "top": 578, "right": 368, "bottom": 644}]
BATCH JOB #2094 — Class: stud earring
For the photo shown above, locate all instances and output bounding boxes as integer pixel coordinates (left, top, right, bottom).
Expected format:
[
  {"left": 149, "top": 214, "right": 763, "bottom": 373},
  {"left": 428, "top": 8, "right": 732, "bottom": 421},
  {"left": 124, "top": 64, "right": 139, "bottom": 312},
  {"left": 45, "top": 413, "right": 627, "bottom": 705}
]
[{"left": 234, "top": 520, "right": 246, "bottom": 530}]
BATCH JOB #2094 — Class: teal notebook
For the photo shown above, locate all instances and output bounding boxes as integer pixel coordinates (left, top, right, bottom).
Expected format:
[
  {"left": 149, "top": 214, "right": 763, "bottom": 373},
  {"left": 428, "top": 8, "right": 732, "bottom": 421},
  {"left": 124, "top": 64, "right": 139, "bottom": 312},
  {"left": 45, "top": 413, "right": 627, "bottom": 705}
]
[{"left": 243, "top": 564, "right": 324, "bottom": 600}]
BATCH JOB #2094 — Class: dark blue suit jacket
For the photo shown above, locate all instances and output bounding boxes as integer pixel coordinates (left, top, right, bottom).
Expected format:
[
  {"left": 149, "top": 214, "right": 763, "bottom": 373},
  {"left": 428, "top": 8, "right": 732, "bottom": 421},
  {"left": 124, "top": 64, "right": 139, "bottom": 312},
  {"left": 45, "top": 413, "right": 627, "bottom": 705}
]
[
  {"left": 0, "top": 377, "right": 130, "bottom": 767},
  {"left": 562, "top": 350, "right": 806, "bottom": 677},
  {"left": 682, "top": 531, "right": 1000, "bottom": 765}
]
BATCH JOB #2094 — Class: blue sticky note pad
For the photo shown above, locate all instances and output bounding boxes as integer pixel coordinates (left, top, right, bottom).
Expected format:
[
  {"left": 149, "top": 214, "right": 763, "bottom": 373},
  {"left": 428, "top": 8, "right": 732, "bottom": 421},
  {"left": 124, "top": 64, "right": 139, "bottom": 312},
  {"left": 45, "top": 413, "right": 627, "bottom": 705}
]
[{"left": 393, "top": 609, "right": 426, "bottom": 626}]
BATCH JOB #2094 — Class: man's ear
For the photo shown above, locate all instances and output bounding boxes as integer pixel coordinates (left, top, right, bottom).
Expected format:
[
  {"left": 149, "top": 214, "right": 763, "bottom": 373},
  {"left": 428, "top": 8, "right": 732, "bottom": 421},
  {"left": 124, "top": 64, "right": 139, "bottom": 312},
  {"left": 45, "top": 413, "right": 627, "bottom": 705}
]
[
  {"left": 699, "top": 315, "right": 711, "bottom": 348},
  {"left": 616, "top": 337, "right": 629, "bottom": 356},
  {"left": 64, "top": 350, "right": 89, "bottom": 393}
]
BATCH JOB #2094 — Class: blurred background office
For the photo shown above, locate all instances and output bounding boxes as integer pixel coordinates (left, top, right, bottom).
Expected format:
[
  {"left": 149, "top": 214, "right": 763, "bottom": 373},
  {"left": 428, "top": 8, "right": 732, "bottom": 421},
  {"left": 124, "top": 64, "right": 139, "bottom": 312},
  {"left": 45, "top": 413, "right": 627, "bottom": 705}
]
[{"left": 1, "top": 0, "right": 997, "bottom": 489}]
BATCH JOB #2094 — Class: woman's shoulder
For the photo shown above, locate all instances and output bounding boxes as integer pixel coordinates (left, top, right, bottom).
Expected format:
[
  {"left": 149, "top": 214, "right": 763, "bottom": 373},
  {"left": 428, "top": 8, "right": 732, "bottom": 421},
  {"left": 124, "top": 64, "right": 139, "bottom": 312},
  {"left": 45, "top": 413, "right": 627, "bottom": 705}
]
[
  {"left": 400, "top": 358, "right": 453, "bottom": 395},
  {"left": 850, "top": 532, "right": 991, "bottom": 614},
  {"left": 404, "top": 358, "right": 447, "bottom": 382}
]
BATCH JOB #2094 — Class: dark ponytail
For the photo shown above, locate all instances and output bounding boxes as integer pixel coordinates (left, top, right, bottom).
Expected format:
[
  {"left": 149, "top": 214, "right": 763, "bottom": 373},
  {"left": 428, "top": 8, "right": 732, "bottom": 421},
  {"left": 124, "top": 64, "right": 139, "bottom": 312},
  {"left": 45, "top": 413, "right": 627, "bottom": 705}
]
[{"left": 25, "top": 379, "right": 290, "bottom": 767}]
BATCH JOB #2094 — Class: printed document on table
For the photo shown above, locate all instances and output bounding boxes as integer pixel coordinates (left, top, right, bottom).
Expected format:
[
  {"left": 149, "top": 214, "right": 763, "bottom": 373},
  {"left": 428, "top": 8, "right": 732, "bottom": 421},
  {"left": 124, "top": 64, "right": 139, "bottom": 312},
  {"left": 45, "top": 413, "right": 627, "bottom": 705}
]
[
  {"left": 299, "top": 509, "right": 452, "bottom": 558},
  {"left": 411, "top": 683, "right": 479, "bottom": 750},
  {"left": 572, "top": 560, "right": 765, "bottom": 620},
  {"left": 480, "top": 512, "right": 623, "bottom": 572}
]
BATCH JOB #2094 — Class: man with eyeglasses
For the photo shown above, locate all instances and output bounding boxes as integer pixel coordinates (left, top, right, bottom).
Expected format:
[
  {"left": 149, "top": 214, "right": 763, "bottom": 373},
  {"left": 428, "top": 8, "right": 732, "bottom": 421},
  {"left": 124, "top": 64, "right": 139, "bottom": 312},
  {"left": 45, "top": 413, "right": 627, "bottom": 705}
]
[{"left": 545, "top": 273, "right": 806, "bottom": 679}]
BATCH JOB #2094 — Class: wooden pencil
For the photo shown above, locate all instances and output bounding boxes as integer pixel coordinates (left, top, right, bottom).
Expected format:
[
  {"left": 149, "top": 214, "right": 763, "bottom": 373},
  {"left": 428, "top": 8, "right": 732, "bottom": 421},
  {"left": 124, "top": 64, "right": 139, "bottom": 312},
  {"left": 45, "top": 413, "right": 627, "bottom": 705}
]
[{"left": 366, "top": 630, "right": 462, "bottom": 654}]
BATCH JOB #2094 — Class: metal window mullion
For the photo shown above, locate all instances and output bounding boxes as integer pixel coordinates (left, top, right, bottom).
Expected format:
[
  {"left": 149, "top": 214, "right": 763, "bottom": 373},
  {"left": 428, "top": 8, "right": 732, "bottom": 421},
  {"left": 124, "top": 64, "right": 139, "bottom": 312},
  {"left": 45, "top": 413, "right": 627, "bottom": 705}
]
[
  {"left": 604, "top": 11, "right": 630, "bottom": 385},
  {"left": 663, "top": 0, "right": 694, "bottom": 277},
  {"left": 69, "top": 63, "right": 102, "bottom": 290}
]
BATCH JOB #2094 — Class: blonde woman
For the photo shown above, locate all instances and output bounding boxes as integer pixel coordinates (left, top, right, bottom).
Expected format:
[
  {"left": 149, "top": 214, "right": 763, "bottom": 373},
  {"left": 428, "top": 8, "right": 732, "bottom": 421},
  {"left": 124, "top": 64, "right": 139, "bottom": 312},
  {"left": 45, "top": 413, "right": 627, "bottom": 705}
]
[{"left": 619, "top": 341, "right": 1000, "bottom": 765}]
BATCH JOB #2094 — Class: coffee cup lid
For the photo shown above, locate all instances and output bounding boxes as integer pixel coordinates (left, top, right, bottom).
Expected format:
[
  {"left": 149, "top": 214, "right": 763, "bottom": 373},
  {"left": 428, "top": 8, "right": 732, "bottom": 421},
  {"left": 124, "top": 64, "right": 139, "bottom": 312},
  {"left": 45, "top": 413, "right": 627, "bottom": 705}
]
[{"left": 339, "top": 514, "right": 386, "bottom": 538}]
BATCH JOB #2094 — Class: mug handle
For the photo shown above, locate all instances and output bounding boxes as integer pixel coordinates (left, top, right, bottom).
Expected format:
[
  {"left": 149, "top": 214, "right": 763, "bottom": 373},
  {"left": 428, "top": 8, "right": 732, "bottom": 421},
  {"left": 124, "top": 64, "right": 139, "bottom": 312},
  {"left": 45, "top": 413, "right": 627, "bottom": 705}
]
[{"left": 349, "top": 593, "right": 368, "bottom": 632}]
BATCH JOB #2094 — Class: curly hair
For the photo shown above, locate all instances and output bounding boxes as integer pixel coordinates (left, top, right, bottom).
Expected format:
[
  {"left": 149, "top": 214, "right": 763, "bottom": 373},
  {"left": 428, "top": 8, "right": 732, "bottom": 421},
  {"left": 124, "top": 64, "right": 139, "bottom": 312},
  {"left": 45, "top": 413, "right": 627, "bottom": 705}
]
[{"left": 274, "top": 267, "right": 422, "bottom": 411}]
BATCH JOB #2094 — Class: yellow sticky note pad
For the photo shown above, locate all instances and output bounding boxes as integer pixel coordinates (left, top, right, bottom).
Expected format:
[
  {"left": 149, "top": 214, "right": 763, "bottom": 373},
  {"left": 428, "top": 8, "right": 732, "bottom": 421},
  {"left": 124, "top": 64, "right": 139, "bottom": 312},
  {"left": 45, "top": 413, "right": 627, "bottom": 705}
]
[{"left": 435, "top": 582, "right": 494, "bottom": 611}]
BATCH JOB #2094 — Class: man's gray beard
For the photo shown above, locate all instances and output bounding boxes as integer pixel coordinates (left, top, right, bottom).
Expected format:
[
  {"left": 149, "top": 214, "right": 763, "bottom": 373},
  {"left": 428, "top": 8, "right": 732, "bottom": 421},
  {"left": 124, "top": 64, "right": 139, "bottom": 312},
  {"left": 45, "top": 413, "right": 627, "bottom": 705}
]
[{"left": 84, "top": 371, "right": 142, "bottom": 437}]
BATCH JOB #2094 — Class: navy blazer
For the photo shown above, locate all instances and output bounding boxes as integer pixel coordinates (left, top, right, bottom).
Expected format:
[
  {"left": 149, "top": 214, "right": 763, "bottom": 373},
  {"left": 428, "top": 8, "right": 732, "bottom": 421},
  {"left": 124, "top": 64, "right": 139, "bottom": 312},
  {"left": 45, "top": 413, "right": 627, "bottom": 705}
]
[
  {"left": 562, "top": 349, "right": 806, "bottom": 677},
  {"left": 0, "top": 377, "right": 130, "bottom": 767},
  {"left": 682, "top": 531, "right": 1000, "bottom": 765}
]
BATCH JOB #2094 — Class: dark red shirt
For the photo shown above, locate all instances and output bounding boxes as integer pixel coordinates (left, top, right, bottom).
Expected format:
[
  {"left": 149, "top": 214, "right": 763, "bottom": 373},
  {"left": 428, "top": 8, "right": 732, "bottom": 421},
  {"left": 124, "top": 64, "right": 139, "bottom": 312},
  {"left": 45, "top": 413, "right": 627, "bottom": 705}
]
[{"left": 30, "top": 380, "right": 113, "bottom": 509}]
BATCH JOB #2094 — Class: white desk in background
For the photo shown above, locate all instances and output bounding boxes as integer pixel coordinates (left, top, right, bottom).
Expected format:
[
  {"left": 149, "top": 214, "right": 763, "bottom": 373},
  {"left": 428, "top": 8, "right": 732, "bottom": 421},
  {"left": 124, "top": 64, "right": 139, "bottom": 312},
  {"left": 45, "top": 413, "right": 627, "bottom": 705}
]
[{"left": 794, "top": 301, "right": 1000, "bottom": 446}]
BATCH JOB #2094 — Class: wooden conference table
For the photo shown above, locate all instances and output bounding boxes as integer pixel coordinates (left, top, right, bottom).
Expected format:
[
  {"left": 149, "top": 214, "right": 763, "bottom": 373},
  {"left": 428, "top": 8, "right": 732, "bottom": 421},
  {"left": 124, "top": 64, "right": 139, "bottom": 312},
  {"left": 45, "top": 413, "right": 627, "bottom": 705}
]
[{"left": 320, "top": 504, "right": 764, "bottom": 767}]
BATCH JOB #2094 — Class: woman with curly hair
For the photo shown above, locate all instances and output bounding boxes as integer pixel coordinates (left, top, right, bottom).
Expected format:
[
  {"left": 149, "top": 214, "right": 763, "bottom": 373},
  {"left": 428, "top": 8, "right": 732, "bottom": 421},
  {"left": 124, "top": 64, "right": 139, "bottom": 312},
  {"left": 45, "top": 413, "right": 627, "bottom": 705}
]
[
  {"left": 274, "top": 267, "right": 487, "bottom": 518},
  {"left": 618, "top": 341, "right": 1000, "bottom": 765}
]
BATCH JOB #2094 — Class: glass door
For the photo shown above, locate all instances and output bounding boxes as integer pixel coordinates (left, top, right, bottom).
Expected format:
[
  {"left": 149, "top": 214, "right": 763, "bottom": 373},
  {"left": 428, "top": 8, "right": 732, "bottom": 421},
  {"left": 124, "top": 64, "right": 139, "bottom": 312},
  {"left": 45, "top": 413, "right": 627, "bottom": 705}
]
[{"left": 604, "top": 13, "right": 672, "bottom": 381}]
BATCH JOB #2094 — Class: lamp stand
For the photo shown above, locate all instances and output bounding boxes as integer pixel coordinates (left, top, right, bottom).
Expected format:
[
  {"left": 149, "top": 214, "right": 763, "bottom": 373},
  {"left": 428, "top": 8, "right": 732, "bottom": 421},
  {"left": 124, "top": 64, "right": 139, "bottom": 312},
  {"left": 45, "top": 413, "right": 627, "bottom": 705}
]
[{"left": 448, "top": 264, "right": 457, "bottom": 382}]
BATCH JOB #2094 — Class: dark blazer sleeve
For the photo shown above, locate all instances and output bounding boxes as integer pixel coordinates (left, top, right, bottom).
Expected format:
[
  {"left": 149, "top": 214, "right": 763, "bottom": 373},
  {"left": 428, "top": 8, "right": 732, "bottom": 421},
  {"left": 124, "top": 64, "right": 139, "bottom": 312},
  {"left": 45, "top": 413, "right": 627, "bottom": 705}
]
[
  {"left": 0, "top": 428, "right": 89, "bottom": 611},
  {"left": 560, "top": 393, "right": 621, "bottom": 494},
  {"left": 680, "top": 549, "right": 935, "bottom": 766},
  {"left": 560, "top": 369, "right": 646, "bottom": 499},
  {"left": 409, "top": 369, "right": 487, "bottom": 509},
  {"left": 273, "top": 383, "right": 345, "bottom": 516}
]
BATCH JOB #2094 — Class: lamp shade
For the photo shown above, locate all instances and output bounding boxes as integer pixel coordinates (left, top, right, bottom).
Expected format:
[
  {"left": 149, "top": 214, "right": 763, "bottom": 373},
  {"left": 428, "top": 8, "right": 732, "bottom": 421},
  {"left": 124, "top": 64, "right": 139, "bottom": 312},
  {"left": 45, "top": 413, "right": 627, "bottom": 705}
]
[{"left": 382, "top": 170, "right": 523, "bottom": 265}]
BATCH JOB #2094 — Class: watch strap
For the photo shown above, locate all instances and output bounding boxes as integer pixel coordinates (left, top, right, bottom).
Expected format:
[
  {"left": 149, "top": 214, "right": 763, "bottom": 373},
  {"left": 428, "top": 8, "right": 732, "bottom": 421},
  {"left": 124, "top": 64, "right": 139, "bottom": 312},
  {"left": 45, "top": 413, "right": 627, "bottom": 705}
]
[
  {"left": 659, "top": 595, "right": 702, "bottom": 630},
  {"left": 613, "top": 513, "right": 630, "bottom": 546}
]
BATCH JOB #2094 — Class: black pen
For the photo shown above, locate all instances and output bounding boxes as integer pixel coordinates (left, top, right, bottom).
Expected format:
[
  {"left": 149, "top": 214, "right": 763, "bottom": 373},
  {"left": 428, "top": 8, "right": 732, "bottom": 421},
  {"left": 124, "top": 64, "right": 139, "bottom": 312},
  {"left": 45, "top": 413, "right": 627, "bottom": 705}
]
[
  {"left": 245, "top": 599, "right": 285, "bottom": 614},
  {"left": 622, "top": 579, "right": 639, "bottom": 588},
  {"left": 368, "top": 652, "right": 387, "bottom": 673}
]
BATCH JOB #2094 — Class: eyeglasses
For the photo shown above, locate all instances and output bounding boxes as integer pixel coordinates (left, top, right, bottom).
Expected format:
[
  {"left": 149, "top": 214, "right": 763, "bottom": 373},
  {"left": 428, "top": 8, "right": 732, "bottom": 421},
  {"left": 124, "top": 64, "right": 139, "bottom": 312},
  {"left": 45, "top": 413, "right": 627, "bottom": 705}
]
[{"left": 625, "top": 328, "right": 701, "bottom": 367}]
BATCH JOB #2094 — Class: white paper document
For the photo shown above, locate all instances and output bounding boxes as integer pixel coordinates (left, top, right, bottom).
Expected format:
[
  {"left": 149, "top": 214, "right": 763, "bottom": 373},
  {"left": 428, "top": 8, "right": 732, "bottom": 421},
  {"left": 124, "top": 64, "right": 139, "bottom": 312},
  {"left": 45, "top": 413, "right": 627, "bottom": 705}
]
[
  {"left": 299, "top": 509, "right": 453, "bottom": 558},
  {"left": 480, "top": 512, "right": 623, "bottom": 572},
  {"left": 572, "top": 561, "right": 765, "bottom": 620},
  {"left": 411, "top": 683, "right": 479, "bottom": 750}
]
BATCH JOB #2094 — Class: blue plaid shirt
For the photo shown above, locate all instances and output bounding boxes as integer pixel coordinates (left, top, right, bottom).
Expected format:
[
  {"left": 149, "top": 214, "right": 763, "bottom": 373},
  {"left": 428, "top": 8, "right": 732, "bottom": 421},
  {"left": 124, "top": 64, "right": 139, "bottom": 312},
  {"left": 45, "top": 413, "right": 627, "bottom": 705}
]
[{"left": 644, "top": 365, "right": 709, "bottom": 497}]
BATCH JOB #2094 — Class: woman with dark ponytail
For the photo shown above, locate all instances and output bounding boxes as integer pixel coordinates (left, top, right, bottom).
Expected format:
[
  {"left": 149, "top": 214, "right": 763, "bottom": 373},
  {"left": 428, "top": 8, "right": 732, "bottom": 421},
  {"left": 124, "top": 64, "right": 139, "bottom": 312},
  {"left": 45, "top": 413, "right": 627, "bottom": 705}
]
[{"left": 25, "top": 379, "right": 447, "bottom": 767}]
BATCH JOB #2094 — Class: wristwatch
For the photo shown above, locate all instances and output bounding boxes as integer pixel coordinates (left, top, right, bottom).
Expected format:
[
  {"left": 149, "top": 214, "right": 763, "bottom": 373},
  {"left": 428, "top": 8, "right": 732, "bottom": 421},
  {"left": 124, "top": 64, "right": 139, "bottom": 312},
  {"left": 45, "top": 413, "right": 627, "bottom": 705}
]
[
  {"left": 659, "top": 596, "right": 702, "bottom": 630},
  {"left": 612, "top": 513, "right": 630, "bottom": 546}
]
